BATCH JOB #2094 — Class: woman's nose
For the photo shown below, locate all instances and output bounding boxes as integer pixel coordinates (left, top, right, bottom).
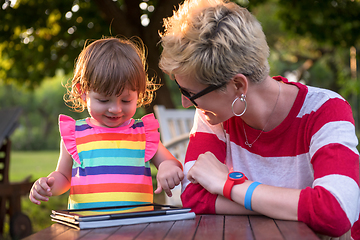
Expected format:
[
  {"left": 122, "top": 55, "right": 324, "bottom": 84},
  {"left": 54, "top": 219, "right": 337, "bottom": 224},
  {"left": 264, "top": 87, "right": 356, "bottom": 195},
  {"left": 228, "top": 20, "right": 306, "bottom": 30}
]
[{"left": 182, "top": 95, "right": 194, "bottom": 108}]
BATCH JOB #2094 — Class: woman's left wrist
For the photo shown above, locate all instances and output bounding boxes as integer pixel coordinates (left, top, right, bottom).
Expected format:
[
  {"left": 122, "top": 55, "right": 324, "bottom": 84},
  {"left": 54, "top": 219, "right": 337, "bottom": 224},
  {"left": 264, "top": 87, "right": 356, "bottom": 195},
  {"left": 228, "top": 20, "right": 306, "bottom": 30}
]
[{"left": 222, "top": 171, "right": 248, "bottom": 201}]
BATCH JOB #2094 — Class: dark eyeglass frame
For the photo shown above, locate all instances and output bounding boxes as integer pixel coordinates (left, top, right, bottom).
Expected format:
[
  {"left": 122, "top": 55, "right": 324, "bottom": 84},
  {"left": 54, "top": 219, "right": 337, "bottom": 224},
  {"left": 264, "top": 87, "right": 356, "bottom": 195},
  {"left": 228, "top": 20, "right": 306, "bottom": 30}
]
[{"left": 174, "top": 79, "right": 227, "bottom": 106}]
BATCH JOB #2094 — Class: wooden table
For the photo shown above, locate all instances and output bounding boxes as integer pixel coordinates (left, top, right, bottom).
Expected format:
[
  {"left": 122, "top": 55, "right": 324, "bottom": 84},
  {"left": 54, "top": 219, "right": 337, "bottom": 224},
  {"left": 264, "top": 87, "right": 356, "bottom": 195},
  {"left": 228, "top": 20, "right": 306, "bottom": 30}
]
[{"left": 23, "top": 215, "right": 320, "bottom": 240}]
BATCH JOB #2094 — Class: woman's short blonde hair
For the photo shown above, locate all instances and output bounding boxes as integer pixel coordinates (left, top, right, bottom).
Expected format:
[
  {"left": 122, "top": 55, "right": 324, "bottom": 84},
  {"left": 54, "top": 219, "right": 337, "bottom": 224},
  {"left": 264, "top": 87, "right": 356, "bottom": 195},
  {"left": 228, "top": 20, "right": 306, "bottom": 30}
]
[
  {"left": 64, "top": 37, "right": 157, "bottom": 112},
  {"left": 159, "top": 0, "right": 270, "bottom": 85}
]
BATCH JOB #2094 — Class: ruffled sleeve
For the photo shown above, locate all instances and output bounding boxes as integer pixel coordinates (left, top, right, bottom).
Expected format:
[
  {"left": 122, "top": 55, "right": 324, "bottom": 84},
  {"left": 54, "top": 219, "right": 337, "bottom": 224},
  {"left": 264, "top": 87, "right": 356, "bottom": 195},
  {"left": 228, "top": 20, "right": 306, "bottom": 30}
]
[
  {"left": 59, "top": 114, "right": 81, "bottom": 165},
  {"left": 142, "top": 113, "right": 160, "bottom": 162}
]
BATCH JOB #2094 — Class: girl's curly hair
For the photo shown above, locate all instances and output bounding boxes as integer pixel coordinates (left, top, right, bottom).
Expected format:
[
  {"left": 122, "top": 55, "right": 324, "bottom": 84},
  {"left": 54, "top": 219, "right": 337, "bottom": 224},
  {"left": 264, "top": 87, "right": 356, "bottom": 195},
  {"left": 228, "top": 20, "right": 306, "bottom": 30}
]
[{"left": 64, "top": 36, "right": 159, "bottom": 112}]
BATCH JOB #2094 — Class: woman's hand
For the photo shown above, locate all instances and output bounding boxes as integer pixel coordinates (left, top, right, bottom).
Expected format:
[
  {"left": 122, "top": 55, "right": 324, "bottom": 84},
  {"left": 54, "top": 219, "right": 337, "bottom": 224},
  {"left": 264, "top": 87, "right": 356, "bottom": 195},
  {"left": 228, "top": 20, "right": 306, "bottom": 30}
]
[
  {"left": 29, "top": 177, "right": 55, "bottom": 205},
  {"left": 187, "top": 151, "right": 229, "bottom": 195},
  {"left": 154, "top": 160, "right": 184, "bottom": 197}
]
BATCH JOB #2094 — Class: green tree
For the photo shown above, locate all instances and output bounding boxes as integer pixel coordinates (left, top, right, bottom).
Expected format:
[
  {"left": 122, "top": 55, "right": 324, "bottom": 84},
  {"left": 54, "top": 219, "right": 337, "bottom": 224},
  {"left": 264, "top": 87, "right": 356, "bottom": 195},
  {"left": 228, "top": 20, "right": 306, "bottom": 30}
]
[
  {"left": 247, "top": 0, "right": 360, "bottom": 131},
  {"left": 0, "top": 0, "right": 182, "bottom": 110},
  {"left": 277, "top": 0, "right": 360, "bottom": 48},
  {"left": 1, "top": 0, "right": 360, "bottom": 150},
  {"left": 0, "top": 72, "right": 86, "bottom": 150},
  {"left": 273, "top": 0, "right": 360, "bottom": 95},
  {"left": 2, "top": 0, "right": 359, "bottom": 95}
]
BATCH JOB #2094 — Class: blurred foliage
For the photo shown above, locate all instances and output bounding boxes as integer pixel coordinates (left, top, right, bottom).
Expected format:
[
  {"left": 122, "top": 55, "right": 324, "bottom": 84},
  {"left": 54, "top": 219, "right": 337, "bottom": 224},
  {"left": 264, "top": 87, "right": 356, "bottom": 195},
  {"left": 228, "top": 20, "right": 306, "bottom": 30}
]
[
  {"left": 0, "top": 0, "right": 180, "bottom": 109},
  {"left": 277, "top": 0, "right": 360, "bottom": 48},
  {"left": 0, "top": 0, "right": 109, "bottom": 88},
  {"left": 1, "top": 71, "right": 87, "bottom": 149},
  {"left": 1, "top": 71, "right": 146, "bottom": 150},
  {"left": 0, "top": 0, "right": 359, "bottom": 150},
  {"left": 1, "top": 0, "right": 358, "bottom": 86}
]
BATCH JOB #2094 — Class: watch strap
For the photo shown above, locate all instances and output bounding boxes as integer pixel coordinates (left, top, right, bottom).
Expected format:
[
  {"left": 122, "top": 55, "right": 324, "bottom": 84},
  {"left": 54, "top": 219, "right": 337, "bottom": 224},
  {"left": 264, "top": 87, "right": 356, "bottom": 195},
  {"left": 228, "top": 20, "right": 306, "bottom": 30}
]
[
  {"left": 223, "top": 178, "right": 235, "bottom": 200},
  {"left": 223, "top": 172, "right": 248, "bottom": 201}
]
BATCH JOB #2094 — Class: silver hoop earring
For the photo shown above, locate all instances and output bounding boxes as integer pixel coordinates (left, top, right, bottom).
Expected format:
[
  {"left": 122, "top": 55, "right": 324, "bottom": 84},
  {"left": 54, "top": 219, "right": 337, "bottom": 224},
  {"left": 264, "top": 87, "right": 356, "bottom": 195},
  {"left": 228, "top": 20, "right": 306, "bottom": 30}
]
[{"left": 232, "top": 94, "right": 247, "bottom": 117}]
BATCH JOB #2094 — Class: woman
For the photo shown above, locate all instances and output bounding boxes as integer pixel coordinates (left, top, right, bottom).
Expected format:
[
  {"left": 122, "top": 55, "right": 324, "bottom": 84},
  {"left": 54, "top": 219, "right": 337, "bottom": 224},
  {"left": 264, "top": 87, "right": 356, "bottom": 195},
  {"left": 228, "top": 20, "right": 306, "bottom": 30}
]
[{"left": 158, "top": 0, "right": 359, "bottom": 238}]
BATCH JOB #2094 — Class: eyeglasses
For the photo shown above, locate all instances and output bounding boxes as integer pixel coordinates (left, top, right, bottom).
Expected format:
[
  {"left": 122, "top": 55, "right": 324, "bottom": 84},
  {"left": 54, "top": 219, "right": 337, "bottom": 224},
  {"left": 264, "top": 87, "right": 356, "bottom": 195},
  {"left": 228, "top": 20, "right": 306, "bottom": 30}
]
[{"left": 174, "top": 79, "right": 226, "bottom": 106}]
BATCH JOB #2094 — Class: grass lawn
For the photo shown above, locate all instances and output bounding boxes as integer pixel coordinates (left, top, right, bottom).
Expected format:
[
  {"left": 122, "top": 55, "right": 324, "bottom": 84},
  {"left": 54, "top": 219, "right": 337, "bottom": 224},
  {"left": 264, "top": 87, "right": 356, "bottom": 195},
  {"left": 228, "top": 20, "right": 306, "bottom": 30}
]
[{"left": 9, "top": 150, "right": 59, "bottom": 182}]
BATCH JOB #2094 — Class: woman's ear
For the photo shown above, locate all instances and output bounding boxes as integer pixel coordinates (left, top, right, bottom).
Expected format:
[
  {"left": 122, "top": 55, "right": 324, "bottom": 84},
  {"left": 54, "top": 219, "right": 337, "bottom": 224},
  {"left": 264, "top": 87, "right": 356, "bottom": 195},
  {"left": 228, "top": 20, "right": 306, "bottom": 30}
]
[{"left": 231, "top": 74, "right": 248, "bottom": 95}]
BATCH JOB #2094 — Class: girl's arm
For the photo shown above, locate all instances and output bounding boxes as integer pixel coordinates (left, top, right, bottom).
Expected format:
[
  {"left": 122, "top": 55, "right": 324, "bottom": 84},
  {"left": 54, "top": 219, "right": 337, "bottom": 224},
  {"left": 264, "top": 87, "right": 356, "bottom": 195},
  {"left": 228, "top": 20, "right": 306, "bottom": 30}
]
[
  {"left": 151, "top": 142, "right": 184, "bottom": 197},
  {"left": 50, "top": 140, "right": 73, "bottom": 195},
  {"left": 29, "top": 140, "right": 73, "bottom": 205}
]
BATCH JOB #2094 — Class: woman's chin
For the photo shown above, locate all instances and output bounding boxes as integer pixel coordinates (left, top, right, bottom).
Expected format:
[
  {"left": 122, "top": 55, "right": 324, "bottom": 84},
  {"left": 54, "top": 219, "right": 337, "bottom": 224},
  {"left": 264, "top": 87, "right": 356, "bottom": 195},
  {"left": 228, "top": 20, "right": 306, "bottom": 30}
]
[
  {"left": 203, "top": 110, "right": 232, "bottom": 125},
  {"left": 204, "top": 112, "right": 220, "bottom": 125}
]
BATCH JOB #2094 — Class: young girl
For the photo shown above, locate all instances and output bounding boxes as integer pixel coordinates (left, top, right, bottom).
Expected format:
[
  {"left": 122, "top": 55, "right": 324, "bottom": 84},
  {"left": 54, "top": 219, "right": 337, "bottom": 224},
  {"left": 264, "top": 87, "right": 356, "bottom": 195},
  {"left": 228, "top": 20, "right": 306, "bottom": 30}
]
[{"left": 29, "top": 37, "right": 184, "bottom": 210}]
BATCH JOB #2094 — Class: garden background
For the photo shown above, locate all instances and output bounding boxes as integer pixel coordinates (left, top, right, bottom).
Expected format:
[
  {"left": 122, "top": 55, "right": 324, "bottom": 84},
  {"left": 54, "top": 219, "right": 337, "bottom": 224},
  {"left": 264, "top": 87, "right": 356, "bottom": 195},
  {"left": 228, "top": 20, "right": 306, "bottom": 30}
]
[{"left": 1, "top": 0, "right": 360, "bottom": 239}]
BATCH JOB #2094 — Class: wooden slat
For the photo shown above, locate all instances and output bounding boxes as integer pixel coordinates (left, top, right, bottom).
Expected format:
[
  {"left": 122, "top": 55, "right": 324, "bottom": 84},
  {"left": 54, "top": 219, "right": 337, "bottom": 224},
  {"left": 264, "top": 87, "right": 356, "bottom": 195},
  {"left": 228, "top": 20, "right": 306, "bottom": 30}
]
[
  {"left": 23, "top": 215, "right": 321, "bottom": 240},
  {"left": 224, "top": 215, "right": 254, "bottom": 240},
  {"left": 51, "top": 227, "right": 91, "bottom": 240},
  {"left": 275, "top": 219, "right": 320, "bottom": 240},
  {"left": 164, "top": 215, "right": 200, "bottom": 240},
  {"left": 0, "top": 196, "right": 5, "bottom": 234},
  {"left": 0, "top": 139, "right": 11, "bottom": 184},
  {"left": 0, "top": 136, "right": 13, "bottom": 235},
  {"left": 193, "top": 215, "right": 224, "bottom": 240},
  {"left": 249, "top": 215, "right": 284, "bottom": 240},
  {"left": 153, "top": 105, "right": 195, "bottom": 144},
  {"left": 0, "top": 182, "right": 34, "bottom": 196},
  {"left": 77, "top": 226, "right": 120, "bottom": 240},
  {"left": 22, "top": 223, "right": 72, "bottom": 240},
  {"left": 106, "top": 224, "right": 148, "bottom": 240},
  {"left": 135, "top": 221, "right": 174, "bottom": 239}
]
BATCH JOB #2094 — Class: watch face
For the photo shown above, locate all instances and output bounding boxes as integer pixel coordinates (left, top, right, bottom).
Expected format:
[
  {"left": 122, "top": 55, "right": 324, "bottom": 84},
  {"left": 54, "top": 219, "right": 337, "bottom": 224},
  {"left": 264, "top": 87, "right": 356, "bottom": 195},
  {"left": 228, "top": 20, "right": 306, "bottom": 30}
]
[{"left": 229, "top": 172, "right": 244, "bottom": 180}]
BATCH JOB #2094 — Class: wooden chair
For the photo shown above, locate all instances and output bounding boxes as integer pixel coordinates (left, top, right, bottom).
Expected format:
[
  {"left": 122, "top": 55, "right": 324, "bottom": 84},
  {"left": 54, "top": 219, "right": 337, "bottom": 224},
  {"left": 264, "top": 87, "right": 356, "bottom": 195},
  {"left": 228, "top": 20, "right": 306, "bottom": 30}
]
[
  {"left": 153, "top": 105, "right": 196, "bottom": 206},
  {"left": 0, "top": 107, "right": 33, "bottom": 239}
]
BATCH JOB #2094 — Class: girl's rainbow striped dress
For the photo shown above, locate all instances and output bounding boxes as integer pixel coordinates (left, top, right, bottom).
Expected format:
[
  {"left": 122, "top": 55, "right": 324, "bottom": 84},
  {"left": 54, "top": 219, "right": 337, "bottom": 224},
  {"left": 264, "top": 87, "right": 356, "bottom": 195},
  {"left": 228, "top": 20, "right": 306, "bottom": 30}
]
[{"left": 59, "top": 114, "right": 160, "bottom": 212}]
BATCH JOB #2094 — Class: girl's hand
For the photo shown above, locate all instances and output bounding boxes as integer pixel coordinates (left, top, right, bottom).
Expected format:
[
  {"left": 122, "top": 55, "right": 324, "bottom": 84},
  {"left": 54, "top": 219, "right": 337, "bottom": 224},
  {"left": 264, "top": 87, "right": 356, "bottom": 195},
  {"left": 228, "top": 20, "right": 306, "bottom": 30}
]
[
  {"left": 154, "top": 160, "right": 184, "bottom": 197},
  {"left": 187, "top": 151, "right": 229, "bottom": 195},
  {"left": 29, "top": 177, "right": 55, "bottom": 205}
]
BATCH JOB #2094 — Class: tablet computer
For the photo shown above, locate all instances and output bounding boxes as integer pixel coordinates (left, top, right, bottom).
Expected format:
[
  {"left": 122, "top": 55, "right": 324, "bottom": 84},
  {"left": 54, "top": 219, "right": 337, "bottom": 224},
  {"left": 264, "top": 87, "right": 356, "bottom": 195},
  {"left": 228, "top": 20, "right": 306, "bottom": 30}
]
[{"left": 51, "top": 203, "right": 195, "bottom": 229}]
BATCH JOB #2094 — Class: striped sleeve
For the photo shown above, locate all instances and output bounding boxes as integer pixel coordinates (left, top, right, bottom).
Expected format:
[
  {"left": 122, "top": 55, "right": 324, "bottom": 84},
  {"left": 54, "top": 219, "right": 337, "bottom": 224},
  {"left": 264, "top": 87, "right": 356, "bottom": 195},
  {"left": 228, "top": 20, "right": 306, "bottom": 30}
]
[
  {"left": 181, "top": 109, "right": 226, "bottom": 214},
  {"left": 297, "top": 88, "right": 360, "bottom": 237}
]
